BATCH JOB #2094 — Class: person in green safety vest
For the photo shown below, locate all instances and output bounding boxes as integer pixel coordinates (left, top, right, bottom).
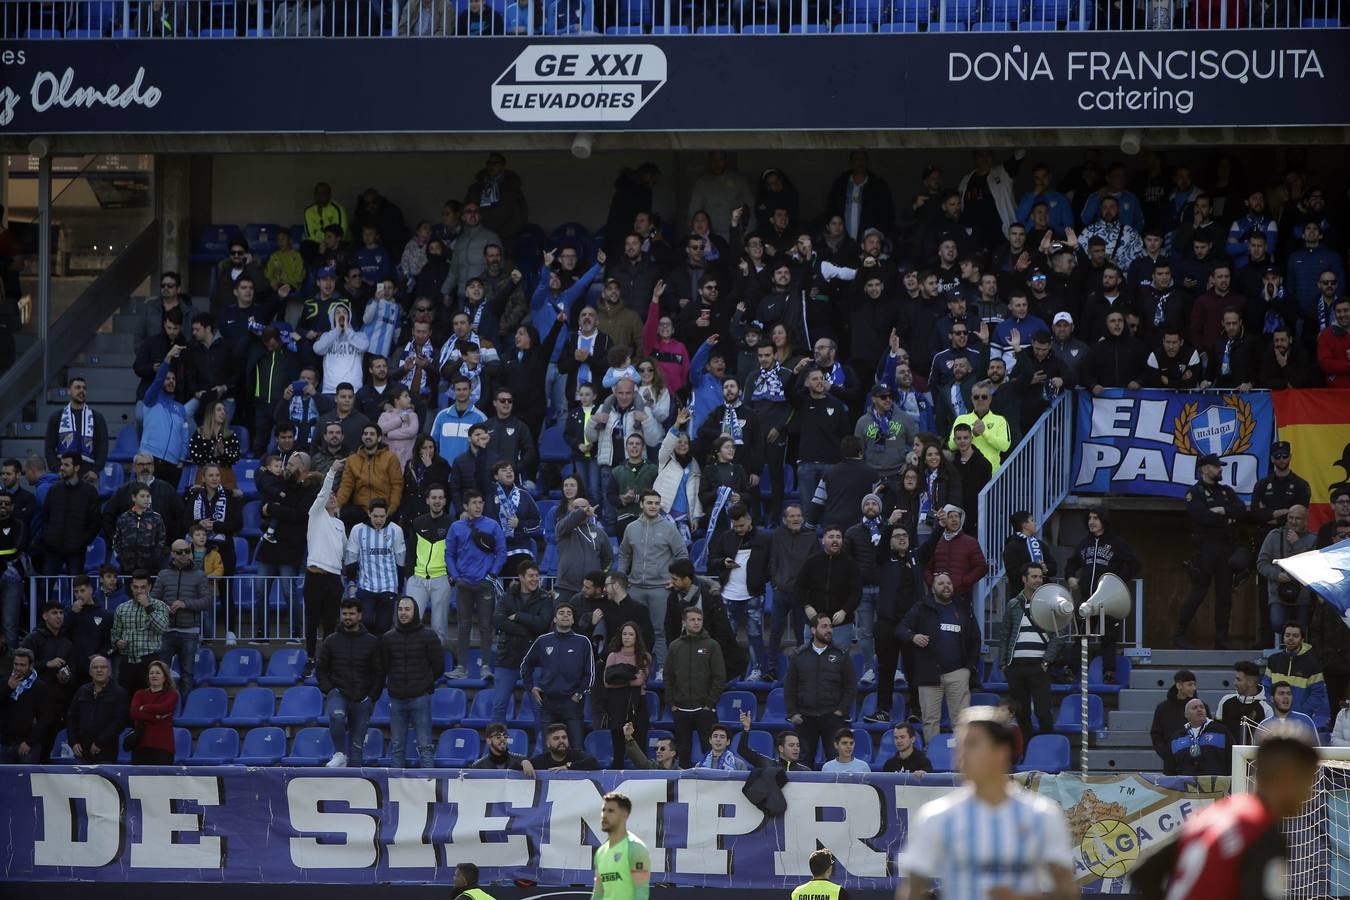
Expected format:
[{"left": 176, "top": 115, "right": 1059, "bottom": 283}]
[
  {"left": 791, "top": 848, "right": 851, "bottom": 900},
  {"left": 452, "top": 862, "right": 496, "bottom": 900},
  {"left": 592, "top": 791, "right": 652, "bottom": 900}
]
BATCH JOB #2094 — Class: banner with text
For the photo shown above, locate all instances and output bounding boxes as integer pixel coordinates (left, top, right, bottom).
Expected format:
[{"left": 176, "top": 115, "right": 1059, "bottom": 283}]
[
  {"left": 0, "top": 31, "right": 1346, "bottom": 134},
  {"left": 0, "top": 767, "right": 1227, "bottom": 890},
  {"left": 1072, "top": 388, "right": 1275, "bottom": 498}
]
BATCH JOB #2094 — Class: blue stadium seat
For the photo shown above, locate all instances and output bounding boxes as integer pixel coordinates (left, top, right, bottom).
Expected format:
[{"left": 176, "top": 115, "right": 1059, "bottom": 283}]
[
  {"left": 971, "top": 19, "right": 1010, "bottom": 27},
  {"left": 647, "top": 729, "right": 673, "bottom": 755},
  {"left": 850, "top": 733, "right": 874, "bottom": 763},
  {"left": 857, "top": 692, "right": 906, "bottom": 730},
  {"left": 432, "top": 687, "right": 469, "bottom": 726},
  {"left": 926, "top": 735, "right": 956, "bottom": 772},
  {"left": 464, "top": 689, "right": 506, "bottom": 728},
  {"left": 1025, "top": 0, "right": 1066, "bottom": 19},
  {"left": 241, "top": 500, "right": 263, "bottom": 540},
  {"left": 717, "top": 690, "right": 757, "bottom": 725},
  {"left": 540, "top": 542, "right": 559, "bottom": 576},
  {"left": 605, "top": 24, "right": 645, "bottom": 32},
  {"left": 452, "top": 649, "right": 490, "bottom": 687},
  {"left": 282, "top": 727, "right": 335, "bottom": 766},
  {"left": 234, "top": 458, "right": 261, "bottom": 499},
  {"left": 740, "top": 23, "right": 777, "bottom": 31},
  {"left": 1053, "top": 694, "right": 1105, "bottom": 734},
  {"left": 237, "top": 726, "right": 287, "bottom": 765},
  {"left": 109, "top": 424, "right": 139, "bottom": 463},
  {"left": 97, "top": 462, "right": 124, "bottom": 499},
  {"left": 222, "top": 686, "right": 276, "bottom": 727},
  {"left": 1088, "top": 655, "right": 1131, "bottom": 693},
  {"left": 539, "top": 425, "right": 571, "bottom": 465},
  {"left": 936, "top": 0, "right": 975, "bottom": 20},
  {"left": 971, "top": 691, "right": 1001, "bottom": 707},
  {"left": 929, "top": 19, "right": 966, "bottom": 28},
  {"left": 984, "top": 657, "right": 1008, "bottom": 691},
  {"left": 178, "top": 687, "right": 228, "bottom": 726},
  {"left": 194, "top": 647, "right": 217, "bottom": 684},
  {"left": 187, "top": 727, "right": 240, "bottom": 765},
  {"left": 584, "top": 731, "right": 614, "bottom": 762},
  {"left": 273, "top": 685, "right": 323, "bottom": 726},
  {"left": 789, "top": 22, "right": 830, "bottom": 30},
  {"left": 509, "top": 695, "right": 539, "bottom": 732},
  {"left": 743, "top": 729, "right": 774, "bottom": 759},
  {"left": 761, "top": 688, "right": 789, "bottom": 728},
  {"left": 649, "top": 23, "right": 689, "bottom": 31},
  {"left": 51, "top": 729, "right": 74, "bottom": 760},
  {"left": 362, "top": 728, "right": 387, "bottom": 765},
  {"left": 258, "top": 648, "right": 307, "bottom": 686},
  {"left": 507, "top": 728, "right": 531, "bottom": 755},
  {"left": 25, "top": 28, "right": 63, "bottom": 37},
  {"left": 198, "top": 28, "right": 235, "bottom": 36},
  {"left": 696, "top": 23, "right": 736, "bottom": 32},
  {"left": 244, "top": 223, "right": 283, "bottom": 255},
  {"left": 551, "top": 222, "right": 591, "bottom": 247},
  {"left": 434, "top": 728, "right": 482, "bottom": 766},
  {"left": 1016, "top": 16, "right": 1056, "bottom": 26},
  {"left": 834, "top": 21, "right": 874, "bottom": 30},
  {"left": 1303, "top": 16, "right": 1341, "bottom": 25},
  {"left": 1015, "top": 734, "right": 1071, "bottom": 774},
  {"left": 84, "top": 536, "right": 109, "bottom": 571},
  {"left": 371, "top": 690, "right": 392, "bottom": 725},
  {"left": 982, "top": 0, "right": 1021, "bottom": 20},
  {"left": 234, "top": 537, "right": 256, "bottom": 574},
  {"left": 612, "top": 0, "right": 652, "bottom": 24},
  {"left": 537, "top": 500, "right": 559, "bottom": 539},
  {"left": 192, "top": 224, "right": 241, "bottom": 263},
  {"left": 211, "top": 648, "right": 263, "bottom": 686}
]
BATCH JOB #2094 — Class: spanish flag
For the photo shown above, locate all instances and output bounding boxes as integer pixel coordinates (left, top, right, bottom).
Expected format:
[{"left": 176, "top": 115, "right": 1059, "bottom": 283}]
[{"left": 1273, "top": 389, "right": 1350, "bottom": 530}]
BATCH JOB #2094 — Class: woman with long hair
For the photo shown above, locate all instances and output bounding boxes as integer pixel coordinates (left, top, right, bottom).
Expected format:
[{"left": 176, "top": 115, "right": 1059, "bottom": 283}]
[
  {"left": 129, "top": 660, "right": 178, "bottom": 765},
  {"left": 889, "top": 464, "right": 924, "bottom": 546},
  {"left": 378, "top": 386, "right": 420, "bottom": 468},
  {"left": 917, "top": 441, "right": 959, "bottom": 541},
  {"left": 603, "top": 621, "right": 651, "bottom": 769},
  {"left": 401, "top": 434, "right": 450, "bottom": 527},
  {"left": 187, "top": 399, "right": 241, "bottom": 489},
  {"left": 768, "top": 323, "right": 805, "bottom": 368},
  {"left": 654, "top": 406, "right": 703, "bottom": 542},
  {"left": 635, "top": 357, "right": 672, "bottom": 431}
]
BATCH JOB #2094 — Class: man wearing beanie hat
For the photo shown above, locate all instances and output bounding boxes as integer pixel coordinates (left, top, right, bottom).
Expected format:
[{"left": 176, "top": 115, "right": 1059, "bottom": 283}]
[{"left": 844, "top": 492, "right": 893, "bottom": 685}]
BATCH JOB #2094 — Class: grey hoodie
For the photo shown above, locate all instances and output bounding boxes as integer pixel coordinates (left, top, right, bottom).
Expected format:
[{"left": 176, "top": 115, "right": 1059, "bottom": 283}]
[{"left": 618, "top": 513, "right": 688, "bottom": 589}]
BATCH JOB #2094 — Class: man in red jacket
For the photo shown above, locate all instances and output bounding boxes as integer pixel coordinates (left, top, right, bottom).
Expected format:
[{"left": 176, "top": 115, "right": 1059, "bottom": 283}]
[
  {"left": 921, "top": 504, "right": 989, "bottom": 602},
  {"left": 1318, "top": 296, "right": 1350, "bottom": 387}
]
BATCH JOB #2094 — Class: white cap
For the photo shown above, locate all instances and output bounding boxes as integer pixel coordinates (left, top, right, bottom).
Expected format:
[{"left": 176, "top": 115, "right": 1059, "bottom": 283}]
[{"left": 1052, "top": 312, "right": 1074, "bottom": 326}]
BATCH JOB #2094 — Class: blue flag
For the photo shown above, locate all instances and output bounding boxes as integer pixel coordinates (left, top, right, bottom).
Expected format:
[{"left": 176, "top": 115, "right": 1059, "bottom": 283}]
[{"left": 1278, "top": 539, "right": 1350, "bottom": 614}]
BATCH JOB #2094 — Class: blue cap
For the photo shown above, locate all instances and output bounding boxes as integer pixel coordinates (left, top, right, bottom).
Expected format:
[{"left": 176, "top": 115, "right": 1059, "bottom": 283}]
[{"left": 316, "top": 266, "right": 337, "bottom": 279}]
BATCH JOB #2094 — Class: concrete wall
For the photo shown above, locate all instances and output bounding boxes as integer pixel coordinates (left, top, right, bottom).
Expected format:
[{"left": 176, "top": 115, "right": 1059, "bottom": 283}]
[{"left": 208, "top": 146, "right": 1349, "bottom": 236}]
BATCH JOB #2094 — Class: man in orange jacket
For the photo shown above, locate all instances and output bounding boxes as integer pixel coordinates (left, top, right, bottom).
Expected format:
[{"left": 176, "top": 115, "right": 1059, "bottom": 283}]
[{"left": 335, "top": 422, "right": 404, "bottom": 529}]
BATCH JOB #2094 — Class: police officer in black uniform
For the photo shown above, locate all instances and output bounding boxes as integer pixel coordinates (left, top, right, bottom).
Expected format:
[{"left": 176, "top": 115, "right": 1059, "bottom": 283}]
[
  {"left": 1175, "top": 453, "right": 1247, "bottom": 650},
  {"left": 1249, "top": 440, "right": 1311, "bottom": 645}
]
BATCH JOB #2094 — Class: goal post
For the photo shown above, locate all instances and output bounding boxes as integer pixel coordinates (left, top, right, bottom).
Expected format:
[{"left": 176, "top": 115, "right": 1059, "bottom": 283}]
[{"left": 1232, "top": 744, "right": 1350, "bottom": 900}]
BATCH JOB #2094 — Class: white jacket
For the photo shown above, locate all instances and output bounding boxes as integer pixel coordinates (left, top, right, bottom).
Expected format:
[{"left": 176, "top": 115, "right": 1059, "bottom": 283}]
[
  {"left": 957, "top": 151, "right": 1025, "bottom": 238},
  {"left": 1333, "top": 708, "right": 1350, "bottom": 748},
  {"left": 653, "top": 429, "right": 702, "bottom": 525},
  {"left": 582, "top": 395, "right": 663, "bottom": 466},
  {"left": 306, "top": 468, "right": 348, "bottom": 574}
]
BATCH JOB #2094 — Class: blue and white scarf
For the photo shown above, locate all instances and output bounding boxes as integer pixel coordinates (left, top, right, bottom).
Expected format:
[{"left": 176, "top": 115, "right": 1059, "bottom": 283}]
[
  {"left": 1023, "top": 532, "right": 1045, "bottom": 563},
  {"left": 863, "top": 516, "right": 883, "bottom": 545},
  {"left": 9, "top": 668, "right": 36, "bottom": 701},
  {"left": 722, "top": 404, "right": 744, "bottom": 444},
  {"left": 1220, "top": 338, "right": 1233, "bottom": 376},
  {"left": 950, "top": 383, "right": 967, "bottom": 416},
  {"left": 694, "top": 485, "right": 733, "bottom": 570},
  {"left": 868, "top": 408, "right": 896, "bottom": 447},
  {"left": 495, "top": 483, "right": 519, "bottom": 538},
  {"left": 460, "top": 360, "right": 483, "bottom": 405},
  {"left": 749, "top": 366, "right": 785, "bottom": 403},
  {"left": 399, "top": 339, "right": 437, "bottom": 398},
  {"left": 58, "top": 403, "right": 96, "bottom": 464},
  {"left": 698, "top": 748, "right": 745, "bottom": 771}
]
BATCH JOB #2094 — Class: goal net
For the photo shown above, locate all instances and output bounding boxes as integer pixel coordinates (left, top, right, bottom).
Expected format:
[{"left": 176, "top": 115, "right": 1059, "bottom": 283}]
[{"left": 1233, "top": 745, "right": 1350, "bottom": 900}]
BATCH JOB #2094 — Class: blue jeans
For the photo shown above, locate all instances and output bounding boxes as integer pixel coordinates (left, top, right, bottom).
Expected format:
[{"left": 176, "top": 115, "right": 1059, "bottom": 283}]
[
  {"left": 724, "top": 595, "right": 765, "bottom": 674},
  {"left": 389, "top": 693, "right": 434, "bottom": 767},
  {"left": 1270, "top": 602, "right": 1311, "bottom": 641},
  {"left": 537, "top": 694, "right": 585, "bottom": 752},
  {"left": 797, "top": 463, "right": 828, "bottom": 519},
  {"left": 491, "top": 665, "right": 518, "bottom": 722},
  {"left": 359, "top": 589, "right": 397, "bottom": 636},
  {"left": 1, "top": 578, "right": 22, "bottom": 647},
  {"left": 767, "top": 588, "right": 806, "bottom": 675},
  {"left": 545, "top": 362, "right": 567, "bottom": 423},
  {"left": 832, "top": 623, "right": 857, "bottom": 658},
  {"left": 574, "top": 457, "right": 601, "bottom": 513},
  {"left": 597, "top": 465, "right": 619, "bottom": 532},
  {"left": 160, "top": 630, "right": 200, "bottom": 697},
  {"left": 856, "top": 587, "right": 878, "bottom": 675},
  {"left": 324, "top": 690, "right": 372, "bottom": 765}
]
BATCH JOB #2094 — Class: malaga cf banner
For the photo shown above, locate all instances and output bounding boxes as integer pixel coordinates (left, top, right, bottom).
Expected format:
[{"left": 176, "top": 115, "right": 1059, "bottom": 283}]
[
  {"left": 1272, "top": 389, "right": 1350, "bottom": 530},
  {"left": 1072, "top": 388, "right": 1275, "bottom": 499},
  {"left": 0, "top": 767, "right": 1227, "bottom": 892}
]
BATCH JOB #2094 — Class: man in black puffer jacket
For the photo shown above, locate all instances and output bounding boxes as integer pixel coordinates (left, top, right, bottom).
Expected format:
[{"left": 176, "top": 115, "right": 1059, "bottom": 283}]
[
  {"left": 380, "top": 596, "right": 444, "bottom": 768},
  {"left": 491, "top": 562, "right": 555, "bottom": 722},
  {"left": 316, "top": 599, "right": 383, "bottom": 767}
]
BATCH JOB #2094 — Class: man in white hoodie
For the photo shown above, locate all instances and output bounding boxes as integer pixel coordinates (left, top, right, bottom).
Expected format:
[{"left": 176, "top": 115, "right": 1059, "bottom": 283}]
[
  {"left": 304, "top": 458, "right": 349, "bottom": 664},
  {"left": 314, "top": 301, "right": 370, "bottom": 395}
]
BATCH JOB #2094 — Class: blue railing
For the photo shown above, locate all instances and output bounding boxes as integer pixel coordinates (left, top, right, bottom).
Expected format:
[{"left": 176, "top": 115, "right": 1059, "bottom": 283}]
[{"left": 5, "top": 0, "right": 1342, "bottom": 36}]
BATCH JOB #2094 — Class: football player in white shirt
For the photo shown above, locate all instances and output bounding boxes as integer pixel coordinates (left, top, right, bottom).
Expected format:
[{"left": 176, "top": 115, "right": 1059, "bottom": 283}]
[{"left": 897, "top": 706, "right": 1078, "bottom": 900}]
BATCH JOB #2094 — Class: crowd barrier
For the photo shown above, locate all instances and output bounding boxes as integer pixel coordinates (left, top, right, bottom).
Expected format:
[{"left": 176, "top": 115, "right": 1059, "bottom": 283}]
[{"left": 0, "top": 767, "right": 1229, "bottom": 891}]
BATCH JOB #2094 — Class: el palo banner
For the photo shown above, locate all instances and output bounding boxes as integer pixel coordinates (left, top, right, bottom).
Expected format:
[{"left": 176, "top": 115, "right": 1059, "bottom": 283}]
[
  {"left": 0, "top": 767, "right": 1227, "bottom": 891},
  {"left": 1071, "top": 388, "right": 1275, "bottom": 499},
  {"left": 1272, "top": 389, "right": 1350, "bottom": 530}
]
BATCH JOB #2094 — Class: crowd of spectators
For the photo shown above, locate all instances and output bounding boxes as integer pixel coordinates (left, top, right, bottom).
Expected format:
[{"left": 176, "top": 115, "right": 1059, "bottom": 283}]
[{"left": 0, "top": 147, "right": 1347, "bottom": 771}]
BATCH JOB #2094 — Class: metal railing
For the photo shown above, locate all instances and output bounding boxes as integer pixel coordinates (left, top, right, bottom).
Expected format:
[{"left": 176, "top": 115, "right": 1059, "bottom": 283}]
[
  {"left": 974, "top": 389, "right": 1074, "bottom": 639},
  {"left": 4, "top": 0, "right": 1341, "bottom": 35}
]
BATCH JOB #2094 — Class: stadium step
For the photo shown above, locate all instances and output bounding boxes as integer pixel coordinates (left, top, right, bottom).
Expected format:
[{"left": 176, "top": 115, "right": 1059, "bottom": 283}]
[
  {"left": 87, "top": 332, "right": 136, "bottom": 355},
  {"left": 1087, "top": 748, "right": 1163, "bottom": 773},
  {"left": 1106, "top": 710, "right": 1154, "bottom": 731},
  {"left": 39, "top": 400, "right": 138, "bottom": 429},
  {"left": 1129, "top": 667, "right": 1240, "bottom": 693},
  {"left": 1142, "top": 649, "right": 1261, "bottom": 669},
  {"left": 66, "top": 367, "right": 143, "bottom": 401},
  {"left": 73, "top": 351, "right": 136, "bottom": 369},
  {"left": 1093, "top": 729, "right": 1152, "bottom": 748},
  {"left": 1114, "top": 688, "right": 1171, "bottom": 712},
  {"left": 0, "top": 436, "right": 44, "bottom": 461}
]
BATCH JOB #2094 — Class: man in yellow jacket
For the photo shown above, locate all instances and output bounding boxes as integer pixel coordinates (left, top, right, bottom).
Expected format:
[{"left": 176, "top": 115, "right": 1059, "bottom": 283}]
[
  {"left": 302, "top": 182, "right": 350, "bottom": 246},
  {"left": 947, "top": 379, "right": 1011, "bottom": 473},
  {"left": 334, "top": 423, "right": 404, "bottom": 529},
  {"left": 791, "top": 848, "right": 851, "bottom": 900}
]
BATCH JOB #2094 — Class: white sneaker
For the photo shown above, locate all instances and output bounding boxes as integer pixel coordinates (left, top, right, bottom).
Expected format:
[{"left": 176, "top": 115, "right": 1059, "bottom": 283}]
[
  {"left": 325, "top": 752, "right": 347, "bottom": 768},
  {"left": 652, "top": 666, "right": 663, "bottom": 682},
  {"left": 448, "top": 665, "right": 468, "bottom": 680},
  {"left": 746, "top": 667, "right": 762, "bottom": 682},
  {"left": 860, "top": 668, "right": 877, "bottom": 685},
  {"left": 480, "top": 664, "right": 493, "bottom": 681}
]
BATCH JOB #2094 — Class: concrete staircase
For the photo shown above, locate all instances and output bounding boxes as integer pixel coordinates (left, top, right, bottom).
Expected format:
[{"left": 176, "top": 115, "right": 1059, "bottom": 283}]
[
  {"left": 0, "top": 294, "right": 141, "bottom": 465},
  {"left": 1087, "top": 648, "right": 1266, "bottom": 773}
]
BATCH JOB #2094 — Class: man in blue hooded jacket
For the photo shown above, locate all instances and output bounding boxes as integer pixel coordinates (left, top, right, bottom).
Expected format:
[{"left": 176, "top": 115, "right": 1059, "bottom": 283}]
[{"left": 446, "top": 489, "right": 506, "bottom": 681}]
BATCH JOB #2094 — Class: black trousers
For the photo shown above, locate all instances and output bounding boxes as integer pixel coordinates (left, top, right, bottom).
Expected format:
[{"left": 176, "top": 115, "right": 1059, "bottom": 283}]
[
  {"left": 672, "top": 707, "right": 717, "bottom": 768},
  {"left": 798, "top": 711, "right": 849, "bottom": 765},
  {"left": 1178, "top": 541, "right": 1235, "bottom": 639},
  {"left": 875, "top": 618, "right": 918, "bottom": 718},
  {"left": 119, "top": 656, "right": 157, "bottom": 695},
  {"left": 605, "top": 685, "right": 649, "bottom": 769},
  {"left": 1006, "top": 659, "right": 1054, "bottom": 738},
  {"left": 304, "top": 570, "right": 344, "bottom": 658}
]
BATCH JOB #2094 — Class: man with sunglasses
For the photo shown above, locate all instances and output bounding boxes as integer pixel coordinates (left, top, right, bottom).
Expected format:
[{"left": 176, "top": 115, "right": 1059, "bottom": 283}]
[
  {"left": 152, "top": 540, "right": 211, "bottom": 698},
  {"left": 136, "top": 270, "right": 195, "bottom": 348},
  {"left": 947, "top": 380, "right": 1011, "bottom": 474},
  {"left": 209, "top": 239, "right": 269, "bottom": 314},
  {"left": 1251, "top": 442, "right": 1312, "bottom": 533}
]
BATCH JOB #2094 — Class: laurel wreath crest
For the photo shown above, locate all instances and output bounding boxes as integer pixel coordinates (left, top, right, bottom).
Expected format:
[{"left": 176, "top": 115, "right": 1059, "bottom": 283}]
[{"left": 1172, "top": 396, "right": 1256, "bottom": 457}]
